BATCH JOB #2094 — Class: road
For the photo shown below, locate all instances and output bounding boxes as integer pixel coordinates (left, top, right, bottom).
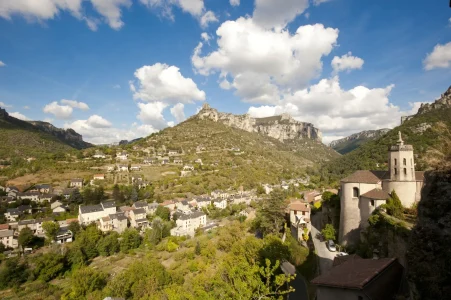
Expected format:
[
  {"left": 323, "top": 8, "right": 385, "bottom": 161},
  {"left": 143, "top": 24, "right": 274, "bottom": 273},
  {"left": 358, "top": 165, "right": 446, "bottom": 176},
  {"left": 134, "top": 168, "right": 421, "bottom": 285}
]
[{"left": 311, "top": 212, "right": 336, "bottom": 275}]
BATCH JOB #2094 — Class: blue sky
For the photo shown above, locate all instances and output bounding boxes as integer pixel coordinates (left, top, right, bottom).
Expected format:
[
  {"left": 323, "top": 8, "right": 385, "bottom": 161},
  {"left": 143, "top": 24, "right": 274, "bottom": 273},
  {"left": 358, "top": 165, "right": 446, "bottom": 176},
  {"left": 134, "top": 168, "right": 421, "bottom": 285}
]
[{"left": 0, "top": 0, "right": 450, "bottom": 144}]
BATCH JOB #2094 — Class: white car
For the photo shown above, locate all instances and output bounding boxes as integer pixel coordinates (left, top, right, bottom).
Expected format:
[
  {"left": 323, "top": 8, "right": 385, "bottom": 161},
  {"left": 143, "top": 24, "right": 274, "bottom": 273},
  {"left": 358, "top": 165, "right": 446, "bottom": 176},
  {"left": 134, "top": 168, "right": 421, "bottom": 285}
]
[{"left": 327, "top": 240, "right": 336, "bottom": 252}]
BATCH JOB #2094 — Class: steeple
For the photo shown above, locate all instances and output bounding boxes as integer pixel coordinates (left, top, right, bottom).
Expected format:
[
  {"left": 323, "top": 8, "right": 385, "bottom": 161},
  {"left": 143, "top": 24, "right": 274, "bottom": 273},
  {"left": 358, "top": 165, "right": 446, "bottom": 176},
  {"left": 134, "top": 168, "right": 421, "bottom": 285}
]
[{"left": 397, "top": 131, "right": 404, "bottom": 145}]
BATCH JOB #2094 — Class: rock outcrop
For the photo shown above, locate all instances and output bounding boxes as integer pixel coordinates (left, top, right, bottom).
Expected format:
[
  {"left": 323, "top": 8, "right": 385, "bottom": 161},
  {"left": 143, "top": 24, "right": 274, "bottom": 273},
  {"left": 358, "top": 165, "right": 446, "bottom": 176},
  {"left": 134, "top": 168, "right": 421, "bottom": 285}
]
[
  {"left": 329, "top": 129, "right": 390, "bottom": 154},
  {"left": 195, "top": 103, "right": 322, "bottom": 142},
  {"left": 28, "top": 121, "right": 92, "bottom": 149},
  {"left": 417, "top": 85, "right": 451, "bottom": 114}
]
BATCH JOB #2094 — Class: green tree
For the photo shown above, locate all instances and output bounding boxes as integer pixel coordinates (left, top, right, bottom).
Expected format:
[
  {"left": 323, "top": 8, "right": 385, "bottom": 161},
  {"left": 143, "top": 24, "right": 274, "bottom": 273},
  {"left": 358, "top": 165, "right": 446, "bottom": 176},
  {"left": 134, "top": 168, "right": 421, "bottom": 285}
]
[
  {"left": 97, "top": 232, "right": 120, "bottom": 256},
  {"left": 386, "top": 190, "right": 404, "bottom": 219},
  {"left": 255, "top": 189, "right": 286, "bottom": 235},
  {"left": 42, "top": 221, "right": 60, "bottom": 241},
  {"left": 63, "top": 267, "right": 107, "bottom": 300},
  {"left": 155, "top": 206, "right": 170, "bottom": 221},
  {"left": 256, "top": 185, "right": 265, "bottom": 195},
  {"left": 0, "top": 258, "right": 29, "bottom": 289},
  {"left": 120, "top": 228, "right": 142, "bottom": 253},
  {"left": 130, "top": 186, "right": 138, "bottom": 202},
  {"left": 18, "top": 227, "right": 34, "bottom": 250},
  {"left": 68, "top": 222, "right": 81, "bottom": 238},
  {"left": 69, "top": 189, "right": 83, "bottom": 204},
  {"left": 321, "top": 224, "right": 336, "bottom": 241},
  {"left": 112, "top": 184, "right": 122, "bottom": 202},
  {"left": 33, "top": 253, "right": 65, "bottom": 282},
  {"left": 76, "top": 225, "right": 102, "bottom": 259},
  {"left": 195, "top": 241, "right": 201, "bottom": 256}
]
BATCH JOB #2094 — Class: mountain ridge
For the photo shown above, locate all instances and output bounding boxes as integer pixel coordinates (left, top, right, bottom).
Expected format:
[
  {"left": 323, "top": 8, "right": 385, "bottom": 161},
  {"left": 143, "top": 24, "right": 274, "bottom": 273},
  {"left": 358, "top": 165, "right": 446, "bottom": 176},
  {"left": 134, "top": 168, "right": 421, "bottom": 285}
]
[{"left": 330, "top": 129, "right": 390, "bottom": 154}]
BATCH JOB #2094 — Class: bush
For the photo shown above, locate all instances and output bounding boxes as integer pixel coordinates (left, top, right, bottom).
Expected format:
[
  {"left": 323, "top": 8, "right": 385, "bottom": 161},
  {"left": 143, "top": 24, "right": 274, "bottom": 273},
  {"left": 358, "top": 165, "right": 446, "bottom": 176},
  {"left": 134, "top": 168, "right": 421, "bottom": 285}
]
[{"left": 321, "top": 224, "right": 336, "bottom": 241}]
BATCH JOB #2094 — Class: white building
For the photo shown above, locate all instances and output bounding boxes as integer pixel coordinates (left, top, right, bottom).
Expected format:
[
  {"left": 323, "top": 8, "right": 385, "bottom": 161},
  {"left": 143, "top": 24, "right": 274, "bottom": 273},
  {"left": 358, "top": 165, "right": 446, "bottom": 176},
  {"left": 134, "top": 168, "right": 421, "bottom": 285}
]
[
  {"left": 98, "top": 212, "right": 128, "bottom": 234},
  {"left": 130, "top": 165, "right": 141, "bottom": 171},
  {"left": 129, "top": 208, "right": 149, "bottom": 229},
  {"left": 78, "top": 201, "right": 117, "bottom": 225},
  {"left": 93, "top": 174, "right": 105, "bottom": 180},
  {"left": 17, "top": 192, "right": 40, "bottom": 202},
  {"left": 56, "top": 227, "right": 73, "bottom": 244},
  {"left": 116, "top": 152, "right": 128, "bottom": 160},
  {"left": 211, "top": 190, "right": 229, "bottom": 199},
  {"left": 171, "top": 211, "right": 207, "bottom": 237},
  {"left": 213, "top": 198, "right": 227, "bottom": 209},
  {"left": 0, "top": 230, "right": 18, "bottom": 249},
  {"left": 118, "top": 165, "right": 128, "bottom": 172},
  {"left": 70, "top": 178, "right": 83, "bottom": 188}
]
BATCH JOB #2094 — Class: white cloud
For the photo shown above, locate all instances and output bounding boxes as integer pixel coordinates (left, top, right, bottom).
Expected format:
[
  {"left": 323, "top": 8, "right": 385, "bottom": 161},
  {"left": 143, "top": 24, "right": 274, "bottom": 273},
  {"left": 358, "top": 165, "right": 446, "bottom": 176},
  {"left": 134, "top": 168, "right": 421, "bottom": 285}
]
[
  {"left": 247, "top": 76, "right": 424, "bottom": 142},
  {"left": 230, "top": 0, "right": 240, "bottom": 6},
  {"left": 60, "top": 99, "right": 90, "bottom": 110},
  {"left": 313, "top": 0, "right": 331, "bottom": 5},
  {"left": 170, "top": 103, "right": 186, "bottom": 123},
  {"left": 0, "top": 0, "right": 130, "bottom": 30},
  {"left": 89, "top": 0, "right": 131, "bottom": 30},
  {"left": 423, "top": 42, "right": 451, "bottom": 70},
  {"left": 192, "top": 18, "right": 338, "bottom": 103},
  {"left": 131, "top": 63, "right": 206, "bottom": 104},
  {"left": 137, "top": 101, "right": 168, "bottom": 129},
  {"left": 200, "top": 10, "right": 218, "bottom": 28},
  {"left": 140, "top": 0, "right": 204, "bottom": 19},
  {"left": 113, "top": 84, "right": 121, "bottom": 89},
  {"left": 10, "top": 112, "right": 30, "bottom": 121},
  {"left": 0, "top": 61, "right": 5, "bottom": 67},
  {"left": 65, "top": 117, "right": 157, "bottom": 144},
  {"left": 23, "top": 106, "right": 30, "bottom": 109},
  {"left": 331, "top": 52, "right": 364, "bottom": 73},
  {"left": 0, "top": 101, "right": 12, "bottom": 108},
  {"left": 167, "top": 121, "right": 175, "bottom": 127},
  {"left": 43, "top": 101, "right": 73, "bottom": 119},
  {"left": 201, "top": 32, "right": 210, "bottom": 43},
  {"left": 253, "top": 0, "right": 309, "bottom": 30}
]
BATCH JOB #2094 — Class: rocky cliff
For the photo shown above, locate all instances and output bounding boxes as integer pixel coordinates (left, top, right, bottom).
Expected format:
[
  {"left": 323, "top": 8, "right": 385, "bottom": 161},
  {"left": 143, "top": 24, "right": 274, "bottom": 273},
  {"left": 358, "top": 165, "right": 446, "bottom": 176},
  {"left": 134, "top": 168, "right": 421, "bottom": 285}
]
[
  {"left": 417, "top": 85, "right": 451, "bottom": 114},
  {"left": 195, "top": 103, "right": 322, "bottom": 142},
  {"left": 329, "top": 129, "right": 390, "bottom": 154},
  {"left": 28, "top": 121, "right": 92, "bottom": 149}
]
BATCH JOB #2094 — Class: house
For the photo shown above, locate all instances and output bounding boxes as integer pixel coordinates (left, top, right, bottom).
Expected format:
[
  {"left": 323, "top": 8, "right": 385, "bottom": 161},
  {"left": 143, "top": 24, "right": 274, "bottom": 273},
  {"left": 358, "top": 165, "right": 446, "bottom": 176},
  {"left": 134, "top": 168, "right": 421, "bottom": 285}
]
[
  {"left": 262, "top": 184, "right": 273, "bottom": 195},
  {"left": 93, "top": 174, "right": 105, "bottom": 180},
  {"left": 116, "top": 152, "right": 128, "bottom": 160},
  {"left": 143, "top": 157, "right": 158, "bottom": 165},
  {"left": 173, "top": 158, "right": 183, "bottom": 164},
  {"left": 118, "top": 165, "right": 128, "bottom": 172},
  {"left": 107, "top": 166, "right": 115, "bottom": 172},
  {"left": 130, "top": 165, "right": 141, "bottom": 171},
  {"left": 78, "top": 201, "right": 117, "bottom": 225},
  {"left": 7, "top": 188, "right": 18, "bottom": 198},
  {"left": 5, "top": 208, "right": 21, "bottom": 222},
  {"left": 161, "top": 159, "right": 169, "bottom": 165},
  {"left": 213, "top": 198, "right": 227, "bottom": 209},
  {"left": 70, "top": 178, "right": 83, "bottom": 188},
  {"left": 53, "top": 205, "right": 69, "bottom": 213},
  {"left": 168, "top": 150, "right": 179, "bottom": 156},
  {"left": 137, "top": 181, "right": 150, "bottom": 189},
  {"left": 176, "top": 200, "right": 190, "bottom": 212},
  {"left": 195, "top": 196, "right": 211, "bottom": 208},
  {"left": 132, "top": 201, "right": 150, "bottom": 214},
  {"left": 161, "top": 200, "right": 176, "bottom": 210},
  {"left": 129, "top": 208, "right": 148, "bottom": 229},
  {"left": 288, "top": 200, "right": 311, "bottom": 239},
  {"left": 311, "top": 257, "right": 405, "bottom": 300},
  {"left": 62, "top": 188, "right": 75, "bottom": 200},
  {"left": 33, "top": 184, "right": 52, "bottom": 193},
  {"left": 39, "top": 194, "right": 56, "bottom": 203},
  {"left": 55, "top": 227, "right": 73, "bottom": 244},
  {"left": 93, "top": 151, "right": 106, "bottom": 159},
  {"left": 148, "top": 203, "right": 159, "bottom": 214},
  {"left": 17, "top": 192, "right": 40, "bottom": 202},
  {"left": 119, "top": 206, "right": 134, "bottom": 218},
  {"left": 51, "top": 200, "right": 64, "bottom": 210},
  {"left": 18, "top": 218, "right": 52, "bottom": 236},
  {"left": 183, "top": 165, "right": 195, "bottom": 171},
  {"left": 98, "top": 212, "right": 128, "bottom": 234},
  {"left": 181, "top": 170, "right": 192, "bottom": 177},
  {"left": 0, "top": 230, "right": 18, "bottom": 249},
  {"left": 339, "top": 132, "right": 424, "bottom": 246},
  {"left": 18, "top": 205, "right": 32, "bottom": 214},
  {"left": 194, "top": 158, "right": 203, "bottom": 164},
  {"left": 131, "top": 176, "right": 143, "bottom": 183},
  {"left": 171, "top": 211, "right": 207, "bottom": 237},
  {"left": 0, "top": 196, "right": 14, "bottom": 203},
  {"left": 211, "top": 190, "right": 229, "bottom": 199},
  {"left": 304, "top": 190, "right": 322, "bottom": 203},
  {"left": 6, "top": 186, "right": 19, "bottom": 194}
]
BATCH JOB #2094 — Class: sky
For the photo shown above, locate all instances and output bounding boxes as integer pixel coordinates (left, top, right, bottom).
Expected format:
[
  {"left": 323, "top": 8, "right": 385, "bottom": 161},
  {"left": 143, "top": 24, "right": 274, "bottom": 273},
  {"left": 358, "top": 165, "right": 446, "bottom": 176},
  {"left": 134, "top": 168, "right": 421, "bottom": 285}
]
[{"left": 0, "top": 0, "right": 450, "bottom": 145}]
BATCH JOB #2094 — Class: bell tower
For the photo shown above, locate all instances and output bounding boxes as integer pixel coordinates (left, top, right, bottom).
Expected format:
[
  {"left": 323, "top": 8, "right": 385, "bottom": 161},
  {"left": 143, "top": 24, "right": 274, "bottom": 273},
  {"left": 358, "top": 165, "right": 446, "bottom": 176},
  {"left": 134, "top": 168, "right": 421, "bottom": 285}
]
[{"left": 388, "top": 132, "right": 415, "bottom": 181}]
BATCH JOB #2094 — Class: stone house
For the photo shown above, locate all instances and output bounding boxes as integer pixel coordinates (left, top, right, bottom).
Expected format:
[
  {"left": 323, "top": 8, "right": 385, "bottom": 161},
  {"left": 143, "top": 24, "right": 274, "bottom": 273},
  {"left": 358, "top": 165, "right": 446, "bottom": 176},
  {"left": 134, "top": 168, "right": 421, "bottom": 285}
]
[
  {"left": 311, "top": 256, "right": 404, "bottom": 300},
  {"left": 93, "top": 174, "right": 105, "bottom": 180},
  {"left": 32, "top": 184, "right": 52, "bottom": 194},
  {"left": 55, "top": 227, "right": 73, "bottom": 244},
  {"left": 213, "top": 198, "right": 227, "bottom": 209},
  {"left": 173, "top": 158, "right": 183, "bottom": 164},
  {"left": 129, "top": 208, "right": 149, "bottom": 229},
  {"left": 70, "top": 178, "right": 83, "bottom": 188},
  {"left": 176, "top": 200, "right": 190, "bottom": 212},
  {"left": 195, "top": 196, "right": 211, "bottom": 209},
  {"left": 211, "top": 190, "right": 229, "bottom": 199},
  {"left": 18, "top": 218, "right": 52, "bottom": 236},
  {"left": 288, "top": 200, "right": 311, "bottom": 239},
  {"left": 0, "top": 230, "right": 17, "bottom": 249},
  {"left": 17, "top": 192, "right": 40, "bottom": 202},
  {"left": 39, "top": 194, "right": 56, "bottom": 203},
  {"left": 116, "top": 152, "right": 128, "bottom": 160},
  {"left": 132, "top": 201, "right": 150, "bottom": 214},
  {"left": 51, "top": 200, "right": 64, "bottom": 210},
  {"left": 130, "top": 165, "right": 141, "bottom": 171},
  {"left": 5, "top": 208, "right": 21, "bottom": 222},
  {"left": 171, "top": 211, "right": 207, "bottom": 237},
  {"left": 161, "top": 200, "right": 176, "bottom": 211},
  {"left": 78, "top": 201, "right": 117, "bottom": 225},
  {"left": 98, "top": 212, "right": 128, "bottom": 234},
  {"left": 118, "top": 165, "right": 128, "bottom": 172}
]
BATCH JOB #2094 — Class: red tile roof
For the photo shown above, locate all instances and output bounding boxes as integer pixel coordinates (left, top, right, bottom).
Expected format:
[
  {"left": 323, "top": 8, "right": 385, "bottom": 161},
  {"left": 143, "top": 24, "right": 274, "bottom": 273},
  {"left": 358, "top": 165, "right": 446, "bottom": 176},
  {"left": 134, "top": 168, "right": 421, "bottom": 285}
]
[
  {"left": 311, "top": 258, "right": 398, "bottom": 289},
  {"left": 0, "top": 224, "right": 9, "bottom": 230},
  {"left": 288, "top": 200, "right": 310, "bottom": 212},
  {"left": 360, "top": 188, "right": 390, "bottom": 200}
]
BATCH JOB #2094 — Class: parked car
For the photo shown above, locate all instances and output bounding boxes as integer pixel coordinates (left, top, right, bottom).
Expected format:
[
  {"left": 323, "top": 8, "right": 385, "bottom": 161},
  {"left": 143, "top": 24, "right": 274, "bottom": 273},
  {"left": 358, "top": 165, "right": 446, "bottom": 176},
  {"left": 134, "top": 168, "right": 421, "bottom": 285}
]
[
  {"left": 327, "top": 240, "right": 336, "bottom": 252},
  {"left": 336, "top": 252, "right": 348, "bottom": 257}
]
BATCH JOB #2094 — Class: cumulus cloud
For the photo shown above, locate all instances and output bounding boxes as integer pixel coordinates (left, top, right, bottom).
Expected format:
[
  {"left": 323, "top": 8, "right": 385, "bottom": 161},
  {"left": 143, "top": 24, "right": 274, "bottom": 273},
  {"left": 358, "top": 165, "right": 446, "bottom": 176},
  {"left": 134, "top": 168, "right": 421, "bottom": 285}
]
[
  {"left": 423, "top": 42, "right": 451, "bottom": 70},
  {"left": 43, "top": 102, "right": 73, "bottom": 119},
  {"left": 10, "top": 112, "right": 30, "bottom": 121},
  {"left": 60, "top": 99, "right": 90, "bottom": 110},
  {"left": 113, "top": 84, "right": 121, "bottom": 89},
  {"left": 253, "top": 0, "right": 309, "bottom": 30},
  {"left": 192, "top": 18, "right": 338, "bottom": 104},
  {"left": 331, "top": 52, "right": 364, "bottom": 73},
  {"left": 137, "top": 101, "right": 168, "bottom": 129},
  {"left": 247, "top": 76, "right": 424, "bottom": 142},
  {"left": 140, "top": 0, "right": 204, "bottom": 19},
  {"left": 313, "top": 0, "right": 331, "bottom": 5},
  {"left": 170, "top": 103, "right": 186, "bottom": 123},
  {"left": 200, "top": 10, "right": 218, "bottom": 28},
  {"left": 201, "top": 32, "right": 210, "bottom": 43},
  {"left": 0, "top": 0, "right": 131, "bottom": 30},
  {"left": 230, "top": 0, "right": 240, "bottom": 6},
  {"left": 65, "top": 116, "right": 157, "bottom": 144},
  {"left": 131, "top": 63, "right": 206, "bottom": 104},
  {"left": 0, "top": 61, "right": 5, "bottom": 67},
  {"left": 0, "top": 101, "right": 12, "bottom": 108}
]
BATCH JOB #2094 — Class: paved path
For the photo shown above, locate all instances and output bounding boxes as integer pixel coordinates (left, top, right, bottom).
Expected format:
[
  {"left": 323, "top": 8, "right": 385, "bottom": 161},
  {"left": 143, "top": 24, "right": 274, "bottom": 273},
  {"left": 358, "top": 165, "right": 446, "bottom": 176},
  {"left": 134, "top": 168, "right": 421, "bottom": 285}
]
[{"left": 311, "top": 213, "right": 336, "bottom": 275}]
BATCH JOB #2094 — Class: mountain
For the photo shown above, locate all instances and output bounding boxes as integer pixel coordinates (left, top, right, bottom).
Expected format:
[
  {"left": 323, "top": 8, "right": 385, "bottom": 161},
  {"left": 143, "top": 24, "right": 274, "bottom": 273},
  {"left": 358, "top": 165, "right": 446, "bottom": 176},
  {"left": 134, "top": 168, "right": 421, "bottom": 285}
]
[
  {"left": 0, "top": 107, "right": 91, "bottom": 159},
  {"left": 195, "top": 103, "right": 322, "bottom": 142},
  {"left": 330, "top": 129, "right": 390, "bottom": 154},
  {"left": 318, "top": 85, "right": 451, "bottom": 186}
]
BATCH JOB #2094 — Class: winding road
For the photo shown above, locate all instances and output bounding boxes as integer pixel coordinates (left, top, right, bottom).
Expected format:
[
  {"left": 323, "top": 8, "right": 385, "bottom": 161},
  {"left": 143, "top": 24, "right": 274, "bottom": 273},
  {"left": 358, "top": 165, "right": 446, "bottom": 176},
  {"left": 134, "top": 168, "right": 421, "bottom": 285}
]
[{"left": 311, "top": 212, "right": 336, "bottom": 275}]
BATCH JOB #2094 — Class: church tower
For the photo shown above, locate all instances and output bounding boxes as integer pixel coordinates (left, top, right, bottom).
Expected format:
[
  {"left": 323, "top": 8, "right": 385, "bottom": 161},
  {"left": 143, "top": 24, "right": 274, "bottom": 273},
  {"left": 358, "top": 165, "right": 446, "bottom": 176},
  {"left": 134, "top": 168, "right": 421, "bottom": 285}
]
[{"left": 388, "top": 132, "right": 415, "bottom": 181}]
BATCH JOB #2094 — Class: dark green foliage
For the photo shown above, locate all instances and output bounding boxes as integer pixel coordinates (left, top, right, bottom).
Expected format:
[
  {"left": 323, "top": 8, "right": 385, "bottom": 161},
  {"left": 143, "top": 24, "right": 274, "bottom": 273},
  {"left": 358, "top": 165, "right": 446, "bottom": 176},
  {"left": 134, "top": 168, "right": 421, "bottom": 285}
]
[
  {"left": 253, "top": 189, "right": 286, "bottom": 236},
  {"left": 64, "top": 267, "right": 107, "bottom": 299},
  {"left": 195, "top": 241, "right": 201, "bottom": 255},
  {"left": 155, "top": 206, "right": 170, "bottom": 221},
  {"left": 97, "top": 232, "right": 120, "bottom": 256},
  {"left": 18, "top": 227, "right": 34, "bottom": 249},
  {"left": 386, "top": 190, "right": 404, "bottom": 219},
  {"left": 33, "top": 253, "right": 66, "bottom": 282},
  {"left": 120, "top": 228, "right": 142, "bottom": 253},
  {"left": 67, "top": 222, "right": 81, "bottom": 238},
  {"left": 81, "top": 186, "right": 106, "bottom": 205},
  {"left": 67, "top": 243, "right": 88, "bottom": 268},
  {"left": 74, "top": 224, "right": 103, "bottom": 260},
  {"left": 321, "top": 224, "right": 336, "bottom": 241},
  {"left": 42, "top": 221, "right": 60, "bottom": 241},
  {"left": 0, "top": 258, "right": 29, "bottom": 289},
  {"left": 69, "top": 189, "right": 83, "bottom": 204}
]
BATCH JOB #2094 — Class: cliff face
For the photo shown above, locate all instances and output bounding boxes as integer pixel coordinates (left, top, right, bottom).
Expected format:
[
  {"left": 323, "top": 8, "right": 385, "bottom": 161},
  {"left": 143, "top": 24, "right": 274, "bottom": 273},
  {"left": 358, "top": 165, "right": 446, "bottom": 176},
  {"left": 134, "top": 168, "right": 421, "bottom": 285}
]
[
  {"left": 417, "top": 85, "right": 451, "bottom": 114},
  {"left": 196, "top": 103, "right": 322, "bottom": 142},
  {"left": 329, "top": 129, "right": 389, "bottom": 154},
  {"left": 28, "top": 121, "right": 91, "bottom": 149}
]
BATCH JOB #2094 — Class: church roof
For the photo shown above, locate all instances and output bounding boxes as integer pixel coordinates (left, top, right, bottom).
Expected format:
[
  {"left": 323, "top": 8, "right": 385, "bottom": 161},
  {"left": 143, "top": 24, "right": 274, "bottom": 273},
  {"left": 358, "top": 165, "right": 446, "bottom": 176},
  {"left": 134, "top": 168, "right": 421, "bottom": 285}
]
[
  {"left": 415, "top": 171, "right": 425, "bottom": 181},
  {"left": 341, "top": 170, "right": 388, "bottom": 184},
  {"left": 361, "top": 188, "right": 390, "bottom": 200}
]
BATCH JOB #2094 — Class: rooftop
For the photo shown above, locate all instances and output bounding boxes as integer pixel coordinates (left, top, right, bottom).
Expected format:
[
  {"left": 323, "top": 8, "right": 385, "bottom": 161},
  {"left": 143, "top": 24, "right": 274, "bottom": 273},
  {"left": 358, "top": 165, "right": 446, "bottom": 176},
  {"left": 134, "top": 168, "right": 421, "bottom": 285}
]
[
  {"left": 80, "top": 204, "right": 103, "bottom": 214},
  {"left": 133, "top": 201, "right": 148, "bottom": 208},
  {"left": 361, "top": 188, "right": 390, "bottom": 200},
  {"left": 0, "top": 230, "right": 14, "bottom": 238},
  {"left": 0, "top": 224, "right": 9, "bottom": 230},
  {"left": 289, "top": 200, "right": 310, "bottom": 212},
  {"left": 178, "top": 211, "right": 205, "bottom": 220},
  {"left": 102, "top": 201, "right": 116, "bottom": 209},
  {"left": 341, "top": 170, "right": 387, "bottom": 184},
  {"left": 132, "top": 208, "right": 146, "bottom": 215}
]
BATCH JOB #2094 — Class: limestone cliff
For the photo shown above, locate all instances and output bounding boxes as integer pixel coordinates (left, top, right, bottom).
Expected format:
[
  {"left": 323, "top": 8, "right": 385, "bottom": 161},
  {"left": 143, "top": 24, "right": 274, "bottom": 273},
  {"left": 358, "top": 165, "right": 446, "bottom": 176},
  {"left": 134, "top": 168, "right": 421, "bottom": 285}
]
[
  {"left": 195, "top": 103, "right": 322, "bottom": 142},
  {"left": 417, "top": 85, "right": 451, "bottom": 114},
  {"left": 28, "top": 121, "right": 92, "bottom": 149},
  {"left": 329, "top": 129, "right": 390, "bottom": 154}
]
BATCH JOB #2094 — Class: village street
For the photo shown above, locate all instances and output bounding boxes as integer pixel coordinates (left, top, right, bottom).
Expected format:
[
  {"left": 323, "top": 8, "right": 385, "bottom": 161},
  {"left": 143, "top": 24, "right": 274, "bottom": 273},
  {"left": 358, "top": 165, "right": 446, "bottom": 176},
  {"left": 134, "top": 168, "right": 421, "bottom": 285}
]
[{"left": 311, "top": 212, "right": 336, "bottom": 275}]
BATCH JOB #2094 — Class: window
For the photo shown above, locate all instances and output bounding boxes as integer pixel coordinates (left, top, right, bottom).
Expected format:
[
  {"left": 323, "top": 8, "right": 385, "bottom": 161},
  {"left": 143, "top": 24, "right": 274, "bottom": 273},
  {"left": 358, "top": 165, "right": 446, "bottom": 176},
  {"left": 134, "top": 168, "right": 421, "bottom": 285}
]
[
  {"left": 404, "top": 168, "right": 407, "bottom": 175},
  {"left": 370, "top": 200, "right": 374, "bottom": 206},
  {"left": 394, "top": 168, "right": 397, "bottom": 175},
  {"left": 403, "top": 158, "right": 406, "bottom": 165},
  {"left": 353, "top": 187, "right": 359, "bottom": 198},
  {"left": 394, "top": 158, "right": 397, "bottom": 165}
]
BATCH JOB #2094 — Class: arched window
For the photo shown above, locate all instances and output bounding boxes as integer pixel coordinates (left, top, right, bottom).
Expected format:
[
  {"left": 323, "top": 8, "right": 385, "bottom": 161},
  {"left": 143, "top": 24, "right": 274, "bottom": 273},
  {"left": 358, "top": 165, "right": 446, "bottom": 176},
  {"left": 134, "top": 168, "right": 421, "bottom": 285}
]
[
  {"left": 403, "top": 158, "right": 406, "bottom": 165},
  {"left": 353, "top": 187, "right": 359, "bottom": 198}
]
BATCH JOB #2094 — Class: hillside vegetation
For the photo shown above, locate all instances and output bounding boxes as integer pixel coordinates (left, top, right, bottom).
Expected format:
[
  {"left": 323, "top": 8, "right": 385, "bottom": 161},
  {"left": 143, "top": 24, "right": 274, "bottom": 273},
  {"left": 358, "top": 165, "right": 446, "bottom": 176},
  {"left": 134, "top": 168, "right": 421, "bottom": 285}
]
[{"left": 330, "top": 129, "right": 390, "bottom": 154}]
